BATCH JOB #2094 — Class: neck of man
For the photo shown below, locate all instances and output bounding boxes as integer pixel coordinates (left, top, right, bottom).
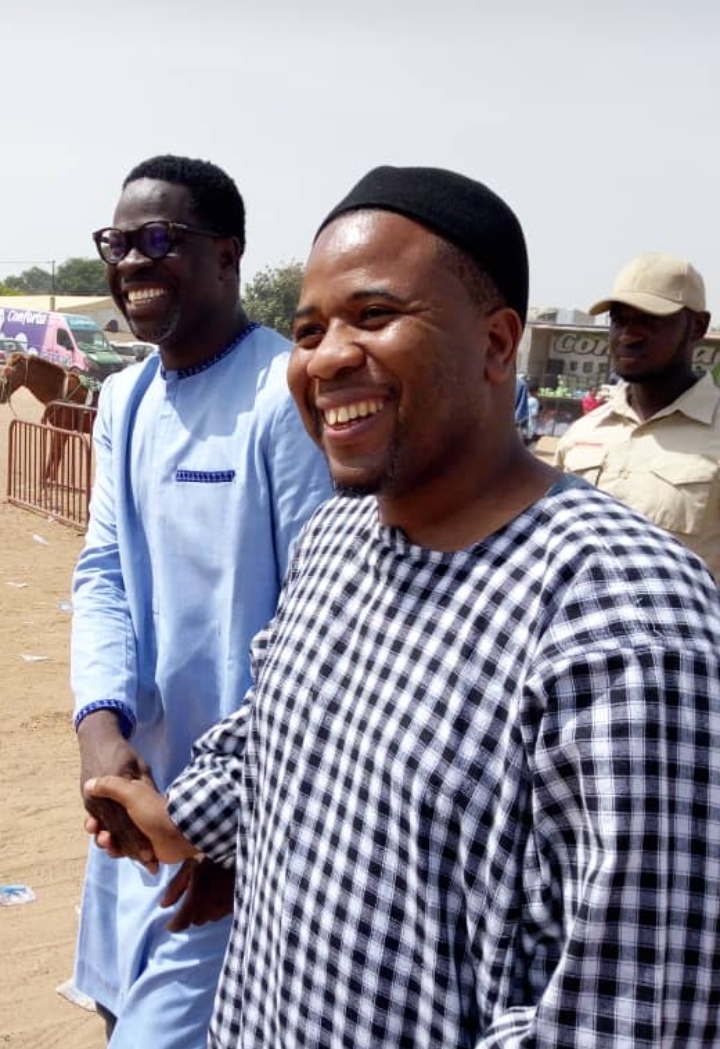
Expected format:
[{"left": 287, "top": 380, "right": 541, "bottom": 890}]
[
  {"left": 377, "top": 439, "right": 560, "bottom": 552},
  {"left": 159, "top": 304, "right": 250, "bottom": 373},
  {"left": 626, "top": 364, "right": 698, "bottom": 422}
]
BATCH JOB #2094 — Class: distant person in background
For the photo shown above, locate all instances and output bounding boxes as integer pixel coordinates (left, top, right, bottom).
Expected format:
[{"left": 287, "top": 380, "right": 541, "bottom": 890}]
[
  {"left": 514, "top": 373, "right": 529, "bottom": 438},
  {"left": 555, "top": 252, "right": 720, "bottom": 581},
  {"left": 581, "top": 385, "right": 603, "bottom": 414},
  {"left": 526, "top": 383, "right": 539, "bottom": 442},
  {"left": 72, "top": 154, "right": 331, "bottom": 1048}
]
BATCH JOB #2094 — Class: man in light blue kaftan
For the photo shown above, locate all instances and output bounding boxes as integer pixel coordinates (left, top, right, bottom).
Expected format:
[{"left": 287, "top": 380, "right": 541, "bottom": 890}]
[{"left": 71, "top": 155, "right": 331, "bottom": 1049}]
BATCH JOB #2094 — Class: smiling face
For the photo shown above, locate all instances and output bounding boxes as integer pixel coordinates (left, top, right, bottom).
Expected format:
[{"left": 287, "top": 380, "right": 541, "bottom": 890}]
[
  {"left": 289, "top": 210, "right": 519, "bottom": 520},
  {"left": 107, "top": 178, "right": 240, "bottom": 366}
]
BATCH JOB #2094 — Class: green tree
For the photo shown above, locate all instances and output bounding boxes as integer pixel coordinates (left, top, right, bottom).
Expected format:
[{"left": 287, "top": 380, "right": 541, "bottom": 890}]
[
  {"left": 2, "top": 257, "right": 107, "bottom": 296},
  {"left": 242, "top": 260, "right": 305, "bottom": 338},
  {"left": 4, "top": 265, "right": 54, "bottom": 294},
  {"left": 55, "top": 257, "right": 107, "bottom": 295}
]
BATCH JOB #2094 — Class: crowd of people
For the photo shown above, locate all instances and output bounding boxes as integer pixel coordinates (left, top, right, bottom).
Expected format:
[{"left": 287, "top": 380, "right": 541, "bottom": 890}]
[{"left": 70, "top": 155, "right": 720, "bottom": 1048}]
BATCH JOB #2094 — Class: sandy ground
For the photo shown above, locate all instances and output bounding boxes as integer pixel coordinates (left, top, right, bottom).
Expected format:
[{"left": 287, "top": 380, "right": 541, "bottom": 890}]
[{"left": 0, "top": 389, "right": 102, "bottom": 1048}]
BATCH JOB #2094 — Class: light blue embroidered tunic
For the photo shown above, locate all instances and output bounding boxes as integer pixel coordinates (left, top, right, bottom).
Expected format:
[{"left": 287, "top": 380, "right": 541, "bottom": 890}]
[{"left": 71, "top": 325, "right": 331, "bottom": 1047}]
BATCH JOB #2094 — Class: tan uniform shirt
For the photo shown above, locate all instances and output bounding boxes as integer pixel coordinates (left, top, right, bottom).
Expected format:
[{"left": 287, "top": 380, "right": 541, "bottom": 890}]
[{"left": 554, "top": 372, "right": 720, "bottom": 582}]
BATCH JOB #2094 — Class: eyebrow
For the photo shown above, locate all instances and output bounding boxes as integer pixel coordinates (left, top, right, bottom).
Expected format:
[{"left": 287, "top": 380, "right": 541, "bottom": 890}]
[{"left": 293, "top": 288, "right": 406, "bottom": 322}]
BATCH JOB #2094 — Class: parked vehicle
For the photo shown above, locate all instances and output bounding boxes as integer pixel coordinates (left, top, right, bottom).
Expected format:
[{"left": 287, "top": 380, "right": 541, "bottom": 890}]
[
  {"left": 0, "top": 307, "right": 125, "bottom": 380},
  {"left": 110, "top": 340, "right": 157, "bottom": 365}
]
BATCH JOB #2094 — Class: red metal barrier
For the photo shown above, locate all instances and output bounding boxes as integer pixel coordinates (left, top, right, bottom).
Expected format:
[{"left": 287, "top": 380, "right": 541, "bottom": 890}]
[
  {"left": 41, "top": 401, "right": 98, "bottom": 434},
  {"left": 7, "top": 417, "right": 94, "bottom": 531}
]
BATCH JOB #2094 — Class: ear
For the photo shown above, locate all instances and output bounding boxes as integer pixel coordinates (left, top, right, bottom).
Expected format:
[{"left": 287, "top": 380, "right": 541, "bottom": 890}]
[
  {"left": 218, "top": 236, "right": 242, "bottom": 279},
  {"left": 691, "top": 310, "right": 711, "bottom": 342},
  {"left": 484, "top": 307, "right": 523, "bottom": 385}
]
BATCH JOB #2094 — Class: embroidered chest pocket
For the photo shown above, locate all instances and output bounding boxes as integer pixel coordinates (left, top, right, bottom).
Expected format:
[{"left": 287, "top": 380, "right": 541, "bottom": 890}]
[
  {"left": 647, "top": 452, "right": 719, "bottom": 536},
  {"left": 176, "top": 469, "right": 236, "bottom": 483},
  {"left": 167, "top": 468, "right": 239, "bottom": 560}
]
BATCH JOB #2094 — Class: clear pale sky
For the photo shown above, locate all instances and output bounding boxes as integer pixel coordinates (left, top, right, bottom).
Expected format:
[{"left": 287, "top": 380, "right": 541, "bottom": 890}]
[{"left": 2, "top": 0, "right": 718, "bottom": 316}]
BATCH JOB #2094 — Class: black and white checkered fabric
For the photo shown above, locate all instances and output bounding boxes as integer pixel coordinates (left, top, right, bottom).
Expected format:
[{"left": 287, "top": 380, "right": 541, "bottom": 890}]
[{"left": 168, "top": 483, "right": 720, "bottom": 1048}]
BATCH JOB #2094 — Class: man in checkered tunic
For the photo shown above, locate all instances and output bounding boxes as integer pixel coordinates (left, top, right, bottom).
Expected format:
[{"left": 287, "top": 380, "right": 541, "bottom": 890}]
[{"left": 87, "top": 167, "right": 720, "bottom": 1048}]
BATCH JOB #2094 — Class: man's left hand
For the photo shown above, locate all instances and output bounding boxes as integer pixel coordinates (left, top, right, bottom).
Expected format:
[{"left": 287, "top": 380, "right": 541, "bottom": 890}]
[{"left": 161, "top": 856, "right": 235, "bottom": 932}]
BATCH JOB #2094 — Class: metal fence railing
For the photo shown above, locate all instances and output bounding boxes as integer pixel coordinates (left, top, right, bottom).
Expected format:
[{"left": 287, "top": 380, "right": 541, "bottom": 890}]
[{"left": 7, "top": 414, "right": 94, "bottom": 531}]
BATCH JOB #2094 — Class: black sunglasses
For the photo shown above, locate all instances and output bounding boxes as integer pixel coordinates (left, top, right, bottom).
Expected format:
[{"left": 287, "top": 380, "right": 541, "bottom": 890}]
[{"left": 92, "top": 221, "right": 226, "bottom": 264}]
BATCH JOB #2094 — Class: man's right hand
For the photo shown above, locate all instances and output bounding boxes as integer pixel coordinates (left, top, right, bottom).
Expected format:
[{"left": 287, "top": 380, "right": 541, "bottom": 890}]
[
  {"left": 77, "top": 709, "right": 158, "bottom": 870},
  {"left": 83, "top": 775, "right": 198, "bottom": 866}
]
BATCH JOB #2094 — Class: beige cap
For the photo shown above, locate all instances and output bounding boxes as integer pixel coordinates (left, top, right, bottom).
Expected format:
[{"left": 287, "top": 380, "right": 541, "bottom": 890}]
[{"left": 589, "top": 253, "right": 706, "bottom": 316}]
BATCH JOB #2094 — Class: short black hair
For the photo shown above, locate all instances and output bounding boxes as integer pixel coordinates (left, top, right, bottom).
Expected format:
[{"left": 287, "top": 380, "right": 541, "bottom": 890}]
[
  {"left": 123, "top": 154, "right": 245, "bottom": 254},
  {"left": 434, "top": 239, "right": 504, "bottom": 313}
]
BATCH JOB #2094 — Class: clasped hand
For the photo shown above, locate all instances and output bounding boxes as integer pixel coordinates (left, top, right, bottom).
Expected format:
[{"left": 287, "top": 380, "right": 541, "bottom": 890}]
[
  {"left": 83, "top": 773, "right": 235, "bottom": 928},
  {"left": 78, "top": 712, "right": 234, "bottom": 927}
]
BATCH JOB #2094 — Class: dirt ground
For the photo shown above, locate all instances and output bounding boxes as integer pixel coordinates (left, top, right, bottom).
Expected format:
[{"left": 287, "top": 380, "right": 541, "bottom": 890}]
[{"left": 0, "top": 389, "right": 102, "bottom": 1047}]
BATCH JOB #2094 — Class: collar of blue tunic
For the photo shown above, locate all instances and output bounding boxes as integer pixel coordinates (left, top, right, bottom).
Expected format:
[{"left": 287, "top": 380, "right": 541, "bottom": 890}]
[{"left": 160, "top": 322, "right": 260, "bottom": 381}]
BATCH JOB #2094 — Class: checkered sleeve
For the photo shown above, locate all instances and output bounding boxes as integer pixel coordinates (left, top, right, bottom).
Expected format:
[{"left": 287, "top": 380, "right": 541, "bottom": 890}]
[
  {"left": 474, "top": 641, "right": 720, "bottom": 1047},
  {"left": 166, "top": 698, "right": 252, "bottom": 865}
]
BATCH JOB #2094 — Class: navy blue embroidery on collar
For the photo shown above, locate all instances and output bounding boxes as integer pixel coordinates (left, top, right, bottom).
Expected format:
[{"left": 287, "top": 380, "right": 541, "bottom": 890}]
[{"left": 161, "top": 322, "right": 260, "bottom": 380}]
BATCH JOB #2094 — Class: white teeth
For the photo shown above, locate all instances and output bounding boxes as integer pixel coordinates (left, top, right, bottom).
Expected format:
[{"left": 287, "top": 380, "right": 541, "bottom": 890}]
[
  {"left": 127, "top": 287, "right": 166, "bottom": 305},
  {"left": 323, "top": 399, "right": 383, "bottom": 426}
]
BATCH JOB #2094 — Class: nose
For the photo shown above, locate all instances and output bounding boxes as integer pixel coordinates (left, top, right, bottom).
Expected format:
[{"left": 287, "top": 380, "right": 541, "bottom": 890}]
[
  {"left": 305, "top": 321, "right": 365, "bottom": 380},
  {"left": 115, "top": 245, "right": 153, "bottom": 271},
  {"left": 612, "top": 318, "right": 644, "bottom": 344}
]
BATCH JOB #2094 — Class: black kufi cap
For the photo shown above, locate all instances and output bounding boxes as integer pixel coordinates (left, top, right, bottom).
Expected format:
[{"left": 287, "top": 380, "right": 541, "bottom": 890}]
[{"left": 315, "top": 165, "right": 529, "bottom": 323}]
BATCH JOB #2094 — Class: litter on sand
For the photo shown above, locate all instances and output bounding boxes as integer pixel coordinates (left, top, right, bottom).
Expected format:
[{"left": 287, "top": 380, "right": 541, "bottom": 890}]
[
  {"left": 32, "top": 534, "right": 50, "bottom": 546},
  {"left": 19, "top": 654, "right": 51, "bottom": 663},
  {"left": 58, "top": 600, "right": 73, "bottom": 613},
  {"left": 0, "top": 884, "right": 36, "bottom": 906},
  {"left": 6, "top": 581, "right": 28, "bottom": 588}
]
